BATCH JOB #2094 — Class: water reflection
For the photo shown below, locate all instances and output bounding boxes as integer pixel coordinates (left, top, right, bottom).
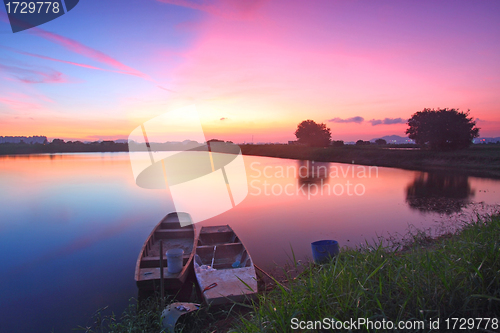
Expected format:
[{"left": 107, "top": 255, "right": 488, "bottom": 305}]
[
  {"left": 1, "top": 154, "right": 498, "bottom": 333},
  {"left": 405, "top": 172, "right": 475, "bottom": 214},
  {"left": 296, "top": 160, "right": 329, "bottom": 186}
]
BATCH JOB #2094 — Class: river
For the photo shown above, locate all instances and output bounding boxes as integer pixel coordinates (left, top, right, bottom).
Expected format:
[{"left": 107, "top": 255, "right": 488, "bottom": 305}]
[{"left": 0, "top": 153, "right": 499, "bottom": 332}]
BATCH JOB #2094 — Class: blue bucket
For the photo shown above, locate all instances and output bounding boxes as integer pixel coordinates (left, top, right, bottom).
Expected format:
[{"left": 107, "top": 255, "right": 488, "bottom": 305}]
[{"left": 311, "top": 240, "right": 339, "bottom": 264}]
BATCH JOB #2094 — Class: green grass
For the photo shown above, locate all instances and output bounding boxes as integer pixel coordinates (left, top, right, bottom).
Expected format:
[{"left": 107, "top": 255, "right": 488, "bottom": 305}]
[
  {"left": 75, "top": 296, "right": 163, "bottom": 333},
  {"left": 233, "top": 214, "right": 500, "bottom": 332},
  {"left": 75, "top": 290, "right": 250, "bottom": 333}
]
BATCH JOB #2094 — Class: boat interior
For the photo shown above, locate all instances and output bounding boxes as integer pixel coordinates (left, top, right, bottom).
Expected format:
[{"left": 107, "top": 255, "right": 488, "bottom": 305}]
[
  {"left": 139, "top": 218, "right": 194, "bottom": 270},
  {"left": 196, "top": 225, "right": 252, "bottom": 269}
]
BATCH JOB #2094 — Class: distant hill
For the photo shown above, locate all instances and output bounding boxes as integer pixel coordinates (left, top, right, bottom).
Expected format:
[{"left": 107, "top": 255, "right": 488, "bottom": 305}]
[
  {"left": 368, "top": 135, "right": 500, "bottom": 144},
  {"left": 369, "top": 135, "right": 414, "bottom": 144}
]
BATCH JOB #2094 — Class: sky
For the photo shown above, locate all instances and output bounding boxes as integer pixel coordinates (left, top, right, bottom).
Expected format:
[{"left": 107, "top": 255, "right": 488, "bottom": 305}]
[{"left": 0, "top": 0, "right": 499, "bottom": 143}]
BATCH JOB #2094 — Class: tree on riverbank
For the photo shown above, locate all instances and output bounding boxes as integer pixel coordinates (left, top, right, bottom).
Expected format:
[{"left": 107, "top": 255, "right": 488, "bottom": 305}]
[
  {"left": 406, "top": 108, "right": 479, "bottom": 150},
  {"left": 294, "top": 120, "right": 331, "bottom": 147}
]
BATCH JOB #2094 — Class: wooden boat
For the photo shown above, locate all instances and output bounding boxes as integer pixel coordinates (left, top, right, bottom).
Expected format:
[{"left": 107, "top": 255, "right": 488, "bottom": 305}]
[
  {"left": 135, "top": 212, "right": 197, "bottom": 290},
  {"left": 194, "top": 225, "right": 258, "bottom": 305}
]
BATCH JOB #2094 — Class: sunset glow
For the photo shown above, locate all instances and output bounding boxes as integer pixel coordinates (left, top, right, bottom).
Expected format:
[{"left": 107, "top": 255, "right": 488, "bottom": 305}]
[{"left": 1, "top": 0, "right": 499, "bottom": 142}]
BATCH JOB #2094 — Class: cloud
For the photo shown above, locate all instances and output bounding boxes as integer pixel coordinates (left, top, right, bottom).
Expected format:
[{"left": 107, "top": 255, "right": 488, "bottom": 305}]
[
  {"left": 220, "top": 117, "right": 228, "bottom": 120},
  {"left": 158, "top": 85, "right": 176, "bottom": 92},
  {"left": 0, "top": 63, "right": 67, "bottom": 84},
  {"left": 327, "top": 116, "right": 407, "bottom": 126},
  {"left": 328, "top": 116, "right": 364, "bottom": 124},
  {"left": 0, "top": 97, "right": 43, "bottom": 110},
  {"left": 157, "top": 0, "right": 264, "bottom": 20},
  {"left": 27, "top": 27, "right": 150, "bottom": 79},
  {"left": 0, "top": 15, "right": 149, "bottom": 79},
  {"left": 368, "top": 117, "right": 406, "bottom": 126},
  {"left": 1, "top": 46, "right": 147, "bottom": 78}
]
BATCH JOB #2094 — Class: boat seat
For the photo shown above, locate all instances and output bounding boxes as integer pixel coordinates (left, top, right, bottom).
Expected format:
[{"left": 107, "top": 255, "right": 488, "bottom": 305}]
[
  {"left": 155, "top": 229, "right": 194, "bottom": 239},
  {"left": 140, "top": 254, "right": 190, "bottom": 268}
]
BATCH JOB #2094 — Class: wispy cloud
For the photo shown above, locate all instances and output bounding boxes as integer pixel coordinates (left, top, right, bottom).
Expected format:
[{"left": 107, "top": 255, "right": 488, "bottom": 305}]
[
  {"left": 368, "top": 117, "right": 406, "bottom": 126},
  {"left": 2, "top": 46, "right": 142, "bottom": 76},
  {"left": 328, "top": 116, "right": 364, "bottom": 124},
  {"left": 26, "top": 27, "right": 150, "bottom": 79},
  {"left": 157, "top": 0, "right": 264, "bottom": 20},
  {"left": 0, "top": 63, "right": 67, "bottom": 84},
  {"left": 328, "top": 116, "right": 407, "bottom": 126},
  {"left": 157, "top": 85, "right": 176, "bottom": 92},
  {"left": 0, "top": 11, "right": 149, "bottom": 79},
  {"left": 0, "top": 96, "right": 43, "bottom": 110},
  {"left": 220, "top": 117, "right": 228, "bottom": 120}
]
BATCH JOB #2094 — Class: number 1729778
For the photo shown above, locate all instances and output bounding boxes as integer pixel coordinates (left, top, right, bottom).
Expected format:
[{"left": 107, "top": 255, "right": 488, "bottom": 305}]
[{"left": 5, "top": 2, "right": 60, "bottom": 14}]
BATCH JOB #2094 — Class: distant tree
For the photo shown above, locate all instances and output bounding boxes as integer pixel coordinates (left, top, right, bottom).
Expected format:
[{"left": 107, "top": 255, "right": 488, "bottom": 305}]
[
  {"left": 331, "top": 140, "right": 344, "bottom": 147},
  {"left": 51, "top": 139, "right": 65, "bottom": 144},
  {"left": 375, "top": 139, "right": 387, "bottom": 145},
  {"left": 294, "top": 120, "right": 331, "bottom": 147},
  {"left": 356, "top": 140, "right": 371, "bottom": 146},
  {"left": 406, "top": 108, "right": 479, "bottom": 150}
]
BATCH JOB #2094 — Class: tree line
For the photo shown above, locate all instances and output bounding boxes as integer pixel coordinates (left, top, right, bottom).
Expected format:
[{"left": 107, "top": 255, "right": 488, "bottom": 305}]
[{"left": 295, "top": 108, "right": 479, "bottom": 150}]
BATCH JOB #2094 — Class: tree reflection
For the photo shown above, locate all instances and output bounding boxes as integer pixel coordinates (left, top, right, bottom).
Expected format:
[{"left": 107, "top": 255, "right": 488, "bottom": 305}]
[
  {"left": 405, "top": 172, "right": 475, "bottom": 214},
  {"left": 297, "top": 160, "right": 329, "bottom": 186}
]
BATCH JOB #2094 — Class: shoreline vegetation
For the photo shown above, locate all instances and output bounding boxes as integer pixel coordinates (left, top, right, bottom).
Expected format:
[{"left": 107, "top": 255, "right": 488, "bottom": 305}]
[
  {"left": 239, "top": 144, "right": 500, "bottom": 179},
  {"left": 79, "top": 213, "right": 500, "bottom": 332},
  {"left": 1, "top": 142, "right": 500, "bottom": 179}
]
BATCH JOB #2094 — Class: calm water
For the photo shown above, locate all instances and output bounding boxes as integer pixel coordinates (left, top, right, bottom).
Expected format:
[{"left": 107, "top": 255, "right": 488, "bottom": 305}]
[{"left": 0, "top": 153, "right": 499, "bottom": 332}]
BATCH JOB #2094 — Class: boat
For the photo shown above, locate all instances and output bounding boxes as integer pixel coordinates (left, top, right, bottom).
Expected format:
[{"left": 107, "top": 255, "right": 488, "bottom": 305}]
[
  {"left": 194, "top": 225, "right": 258, "bottom": 305},
  {"left": 135, "top": 212, "right": 197, "bottom": 290}
]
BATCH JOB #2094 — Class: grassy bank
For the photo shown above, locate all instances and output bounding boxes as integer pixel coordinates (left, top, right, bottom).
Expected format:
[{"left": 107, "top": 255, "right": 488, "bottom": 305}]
[
  {"left": 240, "top": 144, "right": 500, "bottom": 179},
  {"left": 80, "top": 214, "right": 500, "bottom": 332},
  {"left": 236, "top": 214, "right": 500, "bottom": 332}
]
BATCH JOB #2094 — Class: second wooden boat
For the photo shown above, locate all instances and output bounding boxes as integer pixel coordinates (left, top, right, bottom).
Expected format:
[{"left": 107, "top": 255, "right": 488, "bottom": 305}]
[
  {"left": 194, "top": 225, "right": 258, "bottom": 305},
  {"left": 135, "top": 212, "right": 197, "bottom": 290}
]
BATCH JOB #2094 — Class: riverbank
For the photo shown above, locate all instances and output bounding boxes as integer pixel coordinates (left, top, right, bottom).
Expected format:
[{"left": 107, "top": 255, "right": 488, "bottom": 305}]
[
  {"left": 240, "top": 144, "right": 500, "bottom": 179},
  {"left": 236, "top": 213, "right": 500, "bottom": 332},
  {"left": 79, "top": 213, "right": 500, "bottom": 332},
  {"left": 3, "top": 143, "right": 500, "bottom": 179},
  {"left": 0, "top": 142, "right": 128, "bottom": 154}
]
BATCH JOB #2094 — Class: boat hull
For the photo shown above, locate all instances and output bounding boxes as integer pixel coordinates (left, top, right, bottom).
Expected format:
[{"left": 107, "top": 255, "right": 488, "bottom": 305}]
[{"left": 135, "top": 212, "right": 197, "bottom": 291}]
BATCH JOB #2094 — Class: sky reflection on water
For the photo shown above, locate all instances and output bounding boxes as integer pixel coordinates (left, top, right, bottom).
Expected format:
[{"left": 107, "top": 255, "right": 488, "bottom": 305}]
[{"left": 0, "top": 153, "right": 499, "bottom": 332}]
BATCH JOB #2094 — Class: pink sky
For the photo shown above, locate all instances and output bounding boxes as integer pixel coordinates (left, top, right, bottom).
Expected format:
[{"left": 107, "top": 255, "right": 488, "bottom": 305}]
[{"left": 1, "top": 0, "right": 499, "bottom": 142}]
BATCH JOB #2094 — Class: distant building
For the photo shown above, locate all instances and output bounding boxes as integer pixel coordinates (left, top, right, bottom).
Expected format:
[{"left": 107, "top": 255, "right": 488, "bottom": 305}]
[
  {"left": 473, "top": 137, "right": 500, "bottom": 144},
  {"left": 0, "top": 136, "right": 47, "bottom": 144}
]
